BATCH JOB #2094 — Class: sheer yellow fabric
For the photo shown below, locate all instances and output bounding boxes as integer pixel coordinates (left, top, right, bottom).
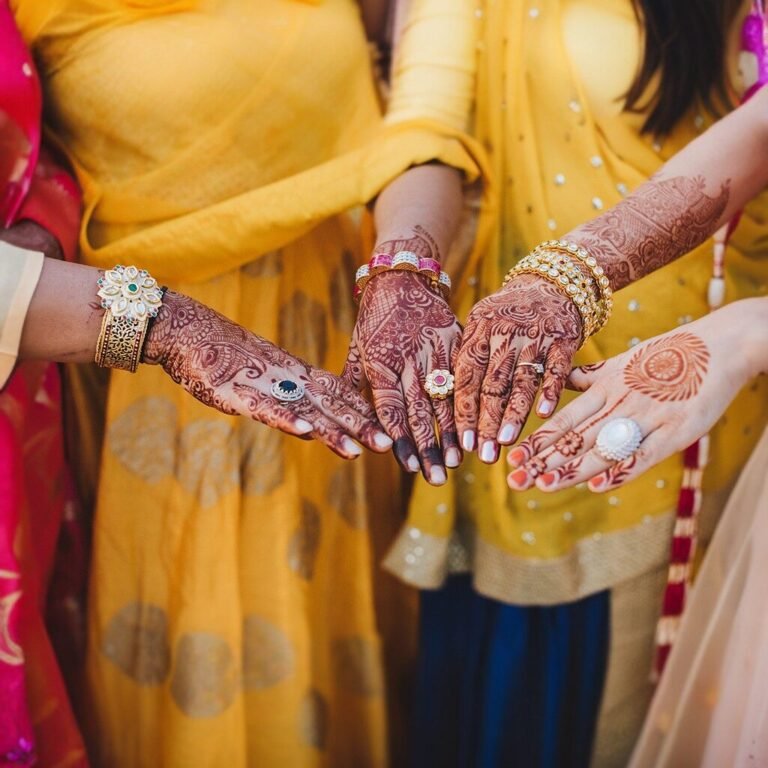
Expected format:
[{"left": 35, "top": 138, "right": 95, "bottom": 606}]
[
  {"left": 387, "top": 0, "right": 768, "bottom": 606},
  {"left": 10, "top": 0, "right": 485, "bottom": 765}
]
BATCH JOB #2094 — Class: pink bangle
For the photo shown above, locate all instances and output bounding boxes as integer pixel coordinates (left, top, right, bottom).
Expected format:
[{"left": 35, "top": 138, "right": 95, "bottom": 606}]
[{"left": 353, "top": 251, "right": 451, "bottom": 302}]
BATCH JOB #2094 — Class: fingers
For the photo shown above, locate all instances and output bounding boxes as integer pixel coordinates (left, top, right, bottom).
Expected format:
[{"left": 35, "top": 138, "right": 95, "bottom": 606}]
[
  {"left": 523, "top": 415, "right": 654, "bottom": 493},
  {"left": 431, "top": 345, "right": 461, "bottom": 469},
  {"left": 454, "top": 319, "right": 490, "bottom": 452},
  {"left": 291, "top": 401, "right": 369, "bottom": 460},
  {"left": 371, "top": 381, "right": 421, "bottom": 474},
  {"left": 508, "top": 385, "right": 606, "bottom": 469},
  {"left": 536, "top": 339, "right": 576, "bottom": 418},
  {"left": 403, "top": 364, "right": 445, "bottom": 485},
  {"left": 232, "top": 383, "right": 314, "bottom": 436},
  {"left": 587, "top": 429, "right": 666, "bottom": 492},
  {"left": 475, "top": 336, "right": 516, "bottom": 464},
  {"left": 304, "top": 381, "right": 392, "bottom": 453},
  {"left": 496, "top": 352, "right": 542, "bottom": 449},
  {"left": 310, "top": 369, "right": 379, "bottom": 421}
]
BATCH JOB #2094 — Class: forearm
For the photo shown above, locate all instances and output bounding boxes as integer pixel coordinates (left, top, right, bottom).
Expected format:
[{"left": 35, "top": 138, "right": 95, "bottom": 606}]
[
  {"left": 372, "top": 164, "right": 463, "bottom": 266},
  {"left": 18, "top": 257, "right": 104, "bottom": 363},
  {"left": 741, "top": 295, "right": 768, "bottom": 377},
  {"left": 567, "top": 86, "right": 768, "bottom": 291}
]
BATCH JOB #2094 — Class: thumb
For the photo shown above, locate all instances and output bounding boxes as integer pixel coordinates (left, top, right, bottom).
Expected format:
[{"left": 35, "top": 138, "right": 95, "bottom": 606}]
[
  {"left": 340, "top": 336, "right": 367, "bottom": 391},
  {"left": 566, "top": 361, "right": 608, "bottom": 392}
]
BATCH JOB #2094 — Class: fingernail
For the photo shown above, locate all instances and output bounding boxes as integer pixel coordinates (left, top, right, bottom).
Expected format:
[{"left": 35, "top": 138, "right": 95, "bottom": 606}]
[
  {"left": 343, "top": 438, "right": 362, "bottom": 456},
  {"left": 429, "top": 466, "right": 447, "bottom": 485},
  {"left": 480, "top": 441, "right": 497, "bottom": 464},
  {"left": 462, "top": 430, "right": 476, "bottom": 452},
  {"left": 295, "top": 419, "right": 313, "bottom": 434},
  {"left": 538, "top": 472, "right": 556, "bottom": 489},
  {"left": 538, "top": 399, "right": 554, "bottom": 417},
  {"left": 589, "top": 476, "right": 605, "bottom": 491},
  {"left": 445, "top": 448, "right": 461, "bottom": 468},
  {"left": 373, "top": 432, "right": 393, "bottom": 450},
  {"left": 508, "top": 469, "right": 530, "bottom": 489},
  {"left": 498, "top": 424, "right": 516, "bottom": 444},
  {"left": 406, "top": 455, "right": 420, "bottom": 473},
  {"left": 508, "top": 448, "right": 526, "bottom": 467}
]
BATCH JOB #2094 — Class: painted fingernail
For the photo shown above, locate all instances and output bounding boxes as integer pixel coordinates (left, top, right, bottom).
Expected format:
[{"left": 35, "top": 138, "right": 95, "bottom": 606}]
[
  {"left": 343, "top": 438, "right": 362, "bottom": 456},
  {"left": 462, "top": 430, "right": 476, "bottom": 452},
  {"left": 406, "top": 455, "right": 421, "bottom": 473},
  {"left": 508, "top": 448, "right": 526, "bottom": 467},
  {"left": 498, "top": 424, "right": 516, "bottom": 444},
  {"left": 445, "top": 448, "right": 461, "bottom": 468},
  {"left": 373, "top": 432, "right": 393, "bottom": 450},
  {"left": 538, "top": 472, "right": 557, "bottom": 489},
  {"left": 430, "top": 466, "right": 447, "bottom": 485},
  {"left": 295, "top": 419, "right": 313, "bottom": 434},
  {"left": 480, "top": 441, "right": 497, "bottom": 464},
  {"left": 508, "top": 469, "right": 530, "bottom": 489},
  {"left": 589, "top": 476, "right": 606, "bottom": 491},
  {"left": 538, "top": 399, "right": 554, "bottom": 417}
]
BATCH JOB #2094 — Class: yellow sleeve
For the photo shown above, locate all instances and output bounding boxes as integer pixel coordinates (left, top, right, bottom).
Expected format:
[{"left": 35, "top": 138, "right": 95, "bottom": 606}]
[
  {"left": 0, "top": 242, "right": 43, "bottom": 388},
  {"left": 386, "top": 0, "right": 479, "bottom": 133}
]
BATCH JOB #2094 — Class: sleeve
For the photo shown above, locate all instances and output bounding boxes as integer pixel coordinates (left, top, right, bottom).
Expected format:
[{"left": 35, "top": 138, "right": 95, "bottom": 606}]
[
  {"left": 0, "top": 242, "right": 43, "bottom": 388},
  {"left": 385, "top": 0, "right": 479, "bottom": 134}
]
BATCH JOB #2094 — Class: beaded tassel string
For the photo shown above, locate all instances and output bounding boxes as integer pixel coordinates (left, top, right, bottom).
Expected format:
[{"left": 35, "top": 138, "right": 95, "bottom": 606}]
[{"left": 653, "top": 0, "right": 768, "bottom": 679}]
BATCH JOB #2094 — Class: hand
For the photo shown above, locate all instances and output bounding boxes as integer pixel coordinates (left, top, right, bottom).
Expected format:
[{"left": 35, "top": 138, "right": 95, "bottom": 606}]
[
  {"left": 143, "top": 291, "right": 392, "bottom": 459},
  {"left": 507, "top": 304, "right": 764, "bottom": 493},
  {"left": 453, "top": 273, "right": 582, "bottom": 465},
  {"left": 342, "top": 271, "right": 462, "bottom": 484}
]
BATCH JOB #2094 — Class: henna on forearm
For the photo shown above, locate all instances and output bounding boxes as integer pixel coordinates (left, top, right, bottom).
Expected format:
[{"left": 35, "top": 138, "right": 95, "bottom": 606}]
[
  {"left": 373, "top": 228, "right": 440, "bottom": 261},
  {"left": 567, "top": 175, "right": 731, "bottom": 291}
]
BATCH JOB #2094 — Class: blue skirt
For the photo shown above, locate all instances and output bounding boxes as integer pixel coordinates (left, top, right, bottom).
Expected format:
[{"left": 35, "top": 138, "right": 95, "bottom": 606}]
[{"left": 412, "top": 575, "right": 610, "bottom": 768}]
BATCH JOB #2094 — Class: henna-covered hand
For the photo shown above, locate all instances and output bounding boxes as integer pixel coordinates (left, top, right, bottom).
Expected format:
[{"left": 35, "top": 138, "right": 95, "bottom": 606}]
[
  {"left": 143, "top": 291, "right": 392, "bottom": 459},
  {"left": 343, "top": 269, "right": 462, "bottom": 485},
  {"left": 453, "top": 273, "right": 582, "bottom": 464},
  {"left": 507, "top": 300, "right": 768, "bottom": 493}
]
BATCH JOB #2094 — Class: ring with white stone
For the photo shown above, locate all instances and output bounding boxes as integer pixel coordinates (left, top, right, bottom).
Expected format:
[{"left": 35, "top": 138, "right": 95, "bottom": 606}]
[
  {"left": 595, "top": 418, "right": 643, "bottom": 462},
  {"left": 424, "top": 369, "right": 455, "bottom": 400},
  {"left": 270, "top": 379, "right": 305, "bottom": 403},
  {"left": 517, "top": 362, "right": 545, "bottom": 375}
]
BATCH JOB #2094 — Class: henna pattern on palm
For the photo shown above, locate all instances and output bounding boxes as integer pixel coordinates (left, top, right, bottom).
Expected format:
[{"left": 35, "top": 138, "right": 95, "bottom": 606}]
[
  {"left": 455, "top": 273, "right": 582, "bottom": 446},
  {"left": 344, "top": 270, "right": 461, "bottom": 478},
  {"left": 624, "top": 332, "right": 710, "bottom": 402},
  {"left": 143, "top": 291, "right": 387, "bottom": 458},
  {"left": 568, "top": 175, "right": 730, "bottom": 291}
]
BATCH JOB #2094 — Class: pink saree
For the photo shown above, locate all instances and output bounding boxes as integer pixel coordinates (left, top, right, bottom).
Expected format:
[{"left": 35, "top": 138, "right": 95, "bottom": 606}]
[{"left": 0, "top": 2, "right": 86, "bottom": 765}]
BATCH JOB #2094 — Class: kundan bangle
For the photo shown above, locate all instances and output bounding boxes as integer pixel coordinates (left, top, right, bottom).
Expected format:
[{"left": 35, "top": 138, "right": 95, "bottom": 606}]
[
  {"left": 354, "top": 249, "right": 451, "bottom": 302},
  {"left": 94, "top": 265, "right": 164, "bottom": 372}
]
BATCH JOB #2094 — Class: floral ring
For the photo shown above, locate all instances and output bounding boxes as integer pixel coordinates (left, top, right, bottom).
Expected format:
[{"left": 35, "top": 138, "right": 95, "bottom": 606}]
[
  {"left": 424, "top": 369, "right": 455, "bottom": 400},
  {"left": 270, "top": 379, "right": 305, "bottom": 403},
  {"left": 595, "top": 417, "right": 643, "bottom": 462}
]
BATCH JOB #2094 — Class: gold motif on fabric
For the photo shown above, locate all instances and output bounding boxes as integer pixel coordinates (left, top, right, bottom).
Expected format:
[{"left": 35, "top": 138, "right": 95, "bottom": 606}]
[
  {"left": 101, "top": 602, "right": 170, "bottom": 684},
  {"left": 287, "top": 500, "right": 322, "bottom": 580},
  {"left": 332, "top": 636, "right": 383, "bottom": 696},
  {"left": 242, "top": 614, "right": 295, "bottom": 690},
  {"left": 170, "top": 632, "right": 238, "bottom": 718}
]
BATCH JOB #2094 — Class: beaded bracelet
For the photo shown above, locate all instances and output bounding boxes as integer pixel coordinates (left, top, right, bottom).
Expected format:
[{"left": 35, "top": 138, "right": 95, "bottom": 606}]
[
  {"left": 353, "top": 250, "right": 451, "bottom": 302},
  {"left": 535, "top": 240, "right": 614, "bottom": 332},
  {"left": 95, "top": 265, "right": 164, "bottom": 372}
]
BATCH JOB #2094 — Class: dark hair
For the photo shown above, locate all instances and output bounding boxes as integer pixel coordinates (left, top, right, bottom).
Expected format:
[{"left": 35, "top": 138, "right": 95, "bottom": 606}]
[{"left": 625, "top": 0, "right": 744, "bottom": 135}]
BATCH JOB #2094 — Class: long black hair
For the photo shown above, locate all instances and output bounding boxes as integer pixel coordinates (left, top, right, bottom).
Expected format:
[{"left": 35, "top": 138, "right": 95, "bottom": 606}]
[{"left": 625, "top": 0, "right": 745, "bottom": 135}]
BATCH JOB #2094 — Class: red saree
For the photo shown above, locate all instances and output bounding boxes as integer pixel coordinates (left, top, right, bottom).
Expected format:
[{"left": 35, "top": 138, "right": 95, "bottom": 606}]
[{"left": 0, "top": 2, "right": 86, "bottom": 764}]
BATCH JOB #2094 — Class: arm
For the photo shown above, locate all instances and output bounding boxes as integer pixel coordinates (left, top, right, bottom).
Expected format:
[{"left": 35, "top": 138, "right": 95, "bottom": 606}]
[
  {"left": 508, "top": 297, "right": 768, "bottom": 493},
  {"left": 11, "top": 254, "right": 390, "bottom": 459},
  {"left": 344, "top": 164, "right": 464, "bottom": 484},
  {"left": 343, "top": 0, "right": 480, "bottom": 485},
  {"left": 454, "top": 85, "right": 768, "bottom": 464}
]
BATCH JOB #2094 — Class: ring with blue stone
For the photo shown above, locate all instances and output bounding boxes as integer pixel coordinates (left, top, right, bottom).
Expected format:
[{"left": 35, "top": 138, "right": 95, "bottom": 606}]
[{"left": 270, "top": 379, "right": 305, "bottom": 403}]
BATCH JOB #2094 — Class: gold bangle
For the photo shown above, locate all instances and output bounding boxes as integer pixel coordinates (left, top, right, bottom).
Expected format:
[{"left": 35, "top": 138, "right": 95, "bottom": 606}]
[{"left": 94, "top": 265, "right": 163, "bottom": 372}]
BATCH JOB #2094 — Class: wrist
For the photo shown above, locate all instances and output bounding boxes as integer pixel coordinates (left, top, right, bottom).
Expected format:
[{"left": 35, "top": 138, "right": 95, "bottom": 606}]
[{"left": 141, "top": 289, "right": 182, "bottom": 366}]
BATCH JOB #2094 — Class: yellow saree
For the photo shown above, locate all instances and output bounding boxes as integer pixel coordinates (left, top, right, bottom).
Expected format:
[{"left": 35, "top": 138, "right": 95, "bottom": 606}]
[{"left": 11, "top": 0, "right": 484, "bottom": 765}]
